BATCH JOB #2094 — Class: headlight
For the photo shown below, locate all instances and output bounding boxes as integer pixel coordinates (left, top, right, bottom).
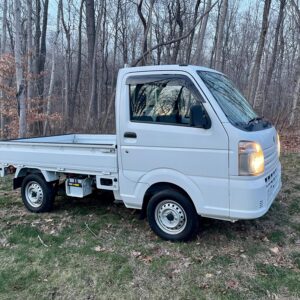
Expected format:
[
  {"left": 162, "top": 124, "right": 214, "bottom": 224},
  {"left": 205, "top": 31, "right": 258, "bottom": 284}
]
[
  {"left": 277, "top": 133, "right": 280, "bottom": 157},
  {"left": 239, "top": 141, "right": 264, "bottom": 176}
]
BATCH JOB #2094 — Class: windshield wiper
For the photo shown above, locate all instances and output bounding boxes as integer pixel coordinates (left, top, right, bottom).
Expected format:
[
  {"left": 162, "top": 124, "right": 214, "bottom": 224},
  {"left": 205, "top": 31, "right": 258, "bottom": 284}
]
[{"left": 248, "top": 116, "right": 264, "bottom": 124}]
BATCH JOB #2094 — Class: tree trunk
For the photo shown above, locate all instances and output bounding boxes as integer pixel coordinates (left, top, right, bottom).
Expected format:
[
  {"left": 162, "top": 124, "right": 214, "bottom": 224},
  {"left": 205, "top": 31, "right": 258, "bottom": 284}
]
[
  {"left": 248, "top": 0, "right": 272, "bottom": 105},
  {"left": 262, "top": 0, "right": 285, "bottom": 115},
  {"left": 194, "top": 0, "right": 212, "bottom": 64},
  {"left": 289, "top": 54, "right": 300, "bottom": 126},
  {"left": 171, "top": 0, "right": 184, "bottom": 64},
  {"left": 185, "top": 0, "right": 201, "bottom": 63},
  {"left": 33, "top": 0, "right": 48, "bottom": 135},
  {"left": 60, "top": 1, "right": 71, "bottom": 129},
  {"left": 38, "top": 0, "right": 48, "bottom": 97},
  {"left": 101, "top": 0, "right": 120, "bottom": 130},
  {"left": 72, "top": 0, "right": 84, "bottom": 129},
  {"left": 1, "top": 0, "right": 7, "bottom": 54},
  {"left": 43, "top": 0, "right": 61, "bottom": 135},
  {"left": 86, "top": 0, "right": 96, "bottom": 71},
  {"left": 27, "top": 0, "right": 33, "bottom": 103},
  {"left": 85, "top": 0, "right": 97, "bottom": 122},
  {"left": 215, "top": 0, "right": 228, "bottom": 71},
  {"left": 210, "top": 7, "right": 220, "bottom": 68},
  {"left": 137, "top": 0, "right": 155, "bottom": 65},
  {"left": 14, "top": 0, "right": 26, "bottom": 138},
  {"left": 132, "top": 1, "right": 217, "bottom": 67},
  {"left": 289, "top": 0, "right": 300, "bottom": 126},
  {"left": 0, "top": 0, "right": 7, "bottom": 138},
  {"left": 85, "top": 1, "right": 107, "bottom": 129},
  {"left": 34, "top": 0, "right": 41, "bottom": 79}
]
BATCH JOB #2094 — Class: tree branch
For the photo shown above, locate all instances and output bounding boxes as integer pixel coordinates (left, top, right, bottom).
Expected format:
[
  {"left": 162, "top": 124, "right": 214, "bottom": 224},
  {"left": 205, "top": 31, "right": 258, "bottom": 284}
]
[{"left": 131, "top": 0, "right": 218, "bottom": 67}]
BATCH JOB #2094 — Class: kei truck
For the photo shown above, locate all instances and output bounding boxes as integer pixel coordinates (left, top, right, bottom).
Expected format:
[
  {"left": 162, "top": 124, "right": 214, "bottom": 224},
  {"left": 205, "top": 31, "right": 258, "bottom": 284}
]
[{"left": 0, "top": 65, "right": 281, "bottom": 241}]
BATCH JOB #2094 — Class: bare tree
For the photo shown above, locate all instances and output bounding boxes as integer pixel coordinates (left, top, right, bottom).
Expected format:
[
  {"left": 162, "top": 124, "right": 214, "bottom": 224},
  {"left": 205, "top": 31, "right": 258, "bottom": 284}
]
[
  {"left": 1, "top": 0, "right": 7, "bottom": 54},
  {"left": 215, "top": 0, "right": 228, "bottom": 71},
  {"left": 34, "top": 0, "right": 49, "bottom": 97},
  {"left": 262, "top": 0, "right": 286, "bottom": 115},
  {"left": 85, "top": 0, "right": 97, "bottom": 124},
  {"left": 60, "top": 0, "right": 72, "bottom": 127},
  {"left": 27, "top": 0, "right": 33, "bottom": 103},
  {"left": 0, "top": 0, "right": 8, "bottom": 137},
  {"left": 14, "top": 0, "right": 26, "bottom": 137},
  {"left": 185, "top": 0, "right": 201, "bottom": 63},
  {"left": 194, "top": 0, "right": 212, "bottom": 64},
  {"left": 137, "top": 0, "right": 155, "bottom": 65},
  {"left": 248, "top": 0, "right": 272, "bottom": 105},
  {"left": 72, "top": 0, "right": 85, "bottom": 123},
  {"left": 0, "top": 0, "right": 298, "bottom": 137},
  {"left": 290, "top": 57, "right": 300, "bottom": 126},
  {"left": 43, "top": 0, "right": 61, "bottom": 135},
  {"left": 132, "top": 1, "right": 218, "bottom": 67},
  {"left": 289, "top": 0, "right": 300, "bottom": 126}
]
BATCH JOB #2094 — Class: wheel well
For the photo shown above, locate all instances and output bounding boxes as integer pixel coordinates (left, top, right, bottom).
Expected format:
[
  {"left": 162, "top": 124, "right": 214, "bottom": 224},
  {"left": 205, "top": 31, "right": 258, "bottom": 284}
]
[
  {"left": 14, "top": 168, "right": 45, "bottom": 189},
  {"left": 142, "top": 182, "right": 195, "bottom": 212},
  {"left": 17, "top": 168, "right": 44, "bottom": 178}
]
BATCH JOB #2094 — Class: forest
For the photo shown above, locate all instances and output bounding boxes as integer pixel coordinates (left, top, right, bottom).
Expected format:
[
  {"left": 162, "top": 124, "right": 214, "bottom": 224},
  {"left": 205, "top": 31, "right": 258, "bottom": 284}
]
[{"left": 0, "top": 0, "right": 299, "bottom": 138}]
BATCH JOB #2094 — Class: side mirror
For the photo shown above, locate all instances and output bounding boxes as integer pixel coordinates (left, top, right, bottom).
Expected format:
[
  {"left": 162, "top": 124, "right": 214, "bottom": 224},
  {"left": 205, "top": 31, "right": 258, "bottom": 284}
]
[{"left": 189, "top": 105, "right": 211, "bottom": 129}]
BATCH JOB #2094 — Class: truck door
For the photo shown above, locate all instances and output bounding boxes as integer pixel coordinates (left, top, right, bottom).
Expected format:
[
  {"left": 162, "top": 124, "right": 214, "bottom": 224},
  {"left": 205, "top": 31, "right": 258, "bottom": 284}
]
[{"left": 118, "top": 71, "right": 229, "bottom": 218}]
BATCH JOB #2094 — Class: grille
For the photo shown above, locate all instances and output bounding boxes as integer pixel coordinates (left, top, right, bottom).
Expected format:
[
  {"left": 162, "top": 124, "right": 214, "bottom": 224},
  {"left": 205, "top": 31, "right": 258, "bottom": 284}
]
[
  {"left": 264, "top": 145, "right": 278, "bottom": 173},
  {"left": 265, "top": 167, "right": 278, "bottom": 204}
]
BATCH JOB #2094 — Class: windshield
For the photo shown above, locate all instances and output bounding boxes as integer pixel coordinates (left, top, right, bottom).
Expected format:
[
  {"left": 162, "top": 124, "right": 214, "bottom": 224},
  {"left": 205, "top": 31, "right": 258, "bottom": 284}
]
[{"left": 197, "top": 71, "right": 258, "bottom": 126}]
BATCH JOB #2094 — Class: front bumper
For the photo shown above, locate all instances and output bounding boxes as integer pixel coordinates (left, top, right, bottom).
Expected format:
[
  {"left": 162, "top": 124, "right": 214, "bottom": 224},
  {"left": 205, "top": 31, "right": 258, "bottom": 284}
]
[{"left": 229, "top": 162, "right": 282, "bottom": 219}]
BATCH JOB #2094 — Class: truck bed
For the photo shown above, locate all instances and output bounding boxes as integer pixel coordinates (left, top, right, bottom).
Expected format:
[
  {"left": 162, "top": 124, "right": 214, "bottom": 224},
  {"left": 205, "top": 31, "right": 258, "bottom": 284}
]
[{"left": 0, "top": 134, "right": 117, "bottom": 175}]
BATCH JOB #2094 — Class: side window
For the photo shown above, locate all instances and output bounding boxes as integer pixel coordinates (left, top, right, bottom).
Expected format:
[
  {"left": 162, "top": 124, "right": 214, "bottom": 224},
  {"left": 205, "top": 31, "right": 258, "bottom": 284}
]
[{"left": 129, "top": 76, "right": 206, "bottom": 125}]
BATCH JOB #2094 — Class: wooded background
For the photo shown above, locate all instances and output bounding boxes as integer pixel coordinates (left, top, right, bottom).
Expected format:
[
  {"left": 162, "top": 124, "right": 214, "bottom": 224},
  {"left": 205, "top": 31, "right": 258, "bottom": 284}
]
[{"left": 0, "top": 0, "right": 299, "bottom": 138}]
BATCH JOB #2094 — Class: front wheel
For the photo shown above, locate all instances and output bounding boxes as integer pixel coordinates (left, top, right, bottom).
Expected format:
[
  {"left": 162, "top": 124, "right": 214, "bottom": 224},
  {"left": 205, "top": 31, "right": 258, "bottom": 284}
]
[
  {"left": 147, "top": 189, "right": 199, "bottom": 241},
  {"left": 21, "top": 174, "right": 55, "bottom": 213}
]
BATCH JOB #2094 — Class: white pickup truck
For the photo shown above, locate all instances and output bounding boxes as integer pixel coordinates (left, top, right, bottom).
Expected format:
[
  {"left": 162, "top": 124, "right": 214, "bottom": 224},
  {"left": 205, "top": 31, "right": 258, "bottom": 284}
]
[{"left": 0, "top": 65, "right": 281, "bottom": 241}]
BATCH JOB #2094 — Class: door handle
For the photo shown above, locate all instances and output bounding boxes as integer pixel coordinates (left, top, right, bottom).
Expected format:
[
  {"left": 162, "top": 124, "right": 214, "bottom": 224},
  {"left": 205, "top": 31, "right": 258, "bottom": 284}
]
[{"left": 124, "top": 132, "right": 137, "bottom": 138}]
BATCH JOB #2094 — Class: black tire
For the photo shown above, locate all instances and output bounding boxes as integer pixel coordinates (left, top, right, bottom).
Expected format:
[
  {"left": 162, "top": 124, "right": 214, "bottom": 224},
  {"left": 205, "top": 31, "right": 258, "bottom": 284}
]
[
  {"left": 147, "top": 189, "right": 199, "bottom": 241},
  {"left": 21, "top": 174, "right": 55, "bottom": 213}
]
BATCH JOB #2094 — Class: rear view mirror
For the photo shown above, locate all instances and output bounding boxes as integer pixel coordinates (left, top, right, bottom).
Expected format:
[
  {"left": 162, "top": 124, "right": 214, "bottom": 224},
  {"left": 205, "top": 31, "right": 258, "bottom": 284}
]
[{"left": 189, "top": 105, "right": 211, "bottom": 129}]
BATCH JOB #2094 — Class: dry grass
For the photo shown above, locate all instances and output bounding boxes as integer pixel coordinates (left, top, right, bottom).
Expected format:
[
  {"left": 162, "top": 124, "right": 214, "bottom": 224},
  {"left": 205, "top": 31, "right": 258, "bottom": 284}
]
[{"left": 0, "top": 154, "right": 300, "bottom": 299}]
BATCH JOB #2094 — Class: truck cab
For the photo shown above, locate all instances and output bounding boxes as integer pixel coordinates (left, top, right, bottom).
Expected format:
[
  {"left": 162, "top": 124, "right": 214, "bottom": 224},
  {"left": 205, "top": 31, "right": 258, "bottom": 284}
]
[{"left": 0, "top": 65, "right": 281, "bottom": 241}]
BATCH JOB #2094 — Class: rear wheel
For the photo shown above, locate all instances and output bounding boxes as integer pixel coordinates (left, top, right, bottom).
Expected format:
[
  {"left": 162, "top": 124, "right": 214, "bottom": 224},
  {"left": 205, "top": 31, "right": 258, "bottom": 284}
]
[
  {"left": 147, "top": 189, "right": 199, "bottom": 241},
  {"left": 21, "top": 174, "right": 55, "bottom": 212}
]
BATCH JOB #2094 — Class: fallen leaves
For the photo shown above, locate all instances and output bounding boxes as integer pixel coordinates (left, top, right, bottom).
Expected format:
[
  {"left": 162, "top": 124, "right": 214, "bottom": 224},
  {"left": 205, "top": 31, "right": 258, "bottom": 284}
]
[
  {"left": 270, "top": 246, "right": 280, "bottom": 255},
  {"left": 141, "top": 256, "right": 153, "bottom": 264},
  {"left": 130, "top": 250, "right": 153, "bottom": 264},
  {"left": 281, "top": 134, "right": 300, "bottom": 153},
  {"left": 226, "top": 279, "right": 239, "bottom": 290},
  {"left": 93, "top": 246, "right": 114, "bottom": 253},
  {"left": 168, "top": 258, "right": 193, "bottom": 278},
  {"left": 131, "top": 250, "right": 141, "bottom": 258},
  {"left": 93, "top": 247, "right": 154, "bottom": 265}
]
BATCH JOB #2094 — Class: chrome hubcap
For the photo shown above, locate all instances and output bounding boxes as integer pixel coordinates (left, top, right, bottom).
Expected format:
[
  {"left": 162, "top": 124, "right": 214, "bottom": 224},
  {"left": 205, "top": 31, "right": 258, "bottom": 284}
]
[
  {"left": 155, "top": 200, "right": 187, "bottom": 235},
  {"left": 25, "top": 181, "right": 44, "bottom": 208}
]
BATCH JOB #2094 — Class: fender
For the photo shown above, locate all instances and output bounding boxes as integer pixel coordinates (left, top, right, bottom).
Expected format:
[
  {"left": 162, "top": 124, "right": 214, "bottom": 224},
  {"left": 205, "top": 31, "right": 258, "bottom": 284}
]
[
  {"left": 136, "top": 168, "right": 205, "bottom": 215},
  {"left": 15, "top": 168, "right": 60, "bottom": 182}
]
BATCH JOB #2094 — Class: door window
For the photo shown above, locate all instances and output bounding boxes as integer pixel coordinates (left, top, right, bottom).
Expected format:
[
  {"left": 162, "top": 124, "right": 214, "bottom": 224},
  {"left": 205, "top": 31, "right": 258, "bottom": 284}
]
[{"left": 128, "top": 75, "right": 206, "bottom": 125}]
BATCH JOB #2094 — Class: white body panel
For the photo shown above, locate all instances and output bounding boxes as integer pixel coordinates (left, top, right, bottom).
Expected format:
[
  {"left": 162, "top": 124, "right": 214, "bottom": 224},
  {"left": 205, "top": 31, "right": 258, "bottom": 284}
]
[
  {"left": 0, "top": 134, "right": 117, "bottom": 175},
  {"left": 0, "top": 65, "right": 281, "bottom": 222}
]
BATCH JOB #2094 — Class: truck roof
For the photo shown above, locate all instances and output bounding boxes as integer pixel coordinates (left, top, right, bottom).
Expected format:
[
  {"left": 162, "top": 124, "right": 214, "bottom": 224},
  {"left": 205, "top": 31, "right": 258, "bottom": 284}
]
[{"left": 119, "top": 64, "right": 223, "bottom": 75}]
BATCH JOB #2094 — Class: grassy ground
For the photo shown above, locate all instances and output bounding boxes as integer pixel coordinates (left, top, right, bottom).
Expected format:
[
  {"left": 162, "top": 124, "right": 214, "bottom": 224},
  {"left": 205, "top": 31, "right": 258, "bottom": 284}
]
[{"left": 0, "top": 154, "right": 299, "bottom": 300}]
